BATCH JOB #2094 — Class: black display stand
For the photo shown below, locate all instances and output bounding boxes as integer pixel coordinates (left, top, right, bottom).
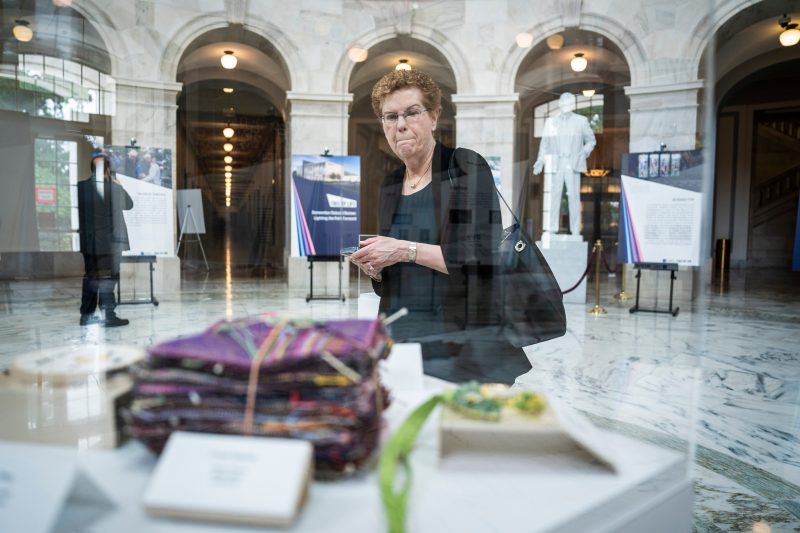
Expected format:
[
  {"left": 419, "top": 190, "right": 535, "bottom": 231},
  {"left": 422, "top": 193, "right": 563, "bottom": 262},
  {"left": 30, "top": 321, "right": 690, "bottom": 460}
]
[
  {"left": 629, "top": 262, "right": 679, "bottom": 316},
  {"left": 117, "top": 255, "right": 159, "bottom": 306},
  {"left": 305, "top": 255, "right": 345, "bottom": 302}
]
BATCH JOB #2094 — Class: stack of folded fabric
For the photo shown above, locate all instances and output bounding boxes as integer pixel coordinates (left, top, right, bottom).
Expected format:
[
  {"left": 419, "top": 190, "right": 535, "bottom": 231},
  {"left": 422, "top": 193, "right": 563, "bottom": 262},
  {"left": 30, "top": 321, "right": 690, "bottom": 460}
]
[{"left": 125, "top": 314, "right": 392, "bottom": 479}]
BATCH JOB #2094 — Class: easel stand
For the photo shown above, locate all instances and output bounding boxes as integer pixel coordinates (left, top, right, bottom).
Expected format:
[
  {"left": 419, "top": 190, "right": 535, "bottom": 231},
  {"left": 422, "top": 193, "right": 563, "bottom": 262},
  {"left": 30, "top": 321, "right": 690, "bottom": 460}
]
[
  {"left": 629, "top": 262, "right": 680, "bottom": 317},
  {"left": 176, "top": 205, "right": 209, "bottom": 271},
  {"left": 305, "top": 255, "right": 345, "bottom": 302}
]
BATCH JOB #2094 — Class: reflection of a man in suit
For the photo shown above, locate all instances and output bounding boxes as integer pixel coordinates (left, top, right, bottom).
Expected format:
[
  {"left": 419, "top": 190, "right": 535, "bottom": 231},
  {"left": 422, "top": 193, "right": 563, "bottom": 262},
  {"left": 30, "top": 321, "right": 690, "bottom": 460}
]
[{"left": 533, "top": 92, "right": 596, "bottom": 237}]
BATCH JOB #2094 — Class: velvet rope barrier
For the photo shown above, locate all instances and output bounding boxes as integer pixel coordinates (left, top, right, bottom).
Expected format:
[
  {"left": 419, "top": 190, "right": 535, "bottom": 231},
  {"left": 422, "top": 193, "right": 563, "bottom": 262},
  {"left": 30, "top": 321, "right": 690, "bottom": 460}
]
[{"left": 562, "top": 251, "right": 595, "bottom": 295}]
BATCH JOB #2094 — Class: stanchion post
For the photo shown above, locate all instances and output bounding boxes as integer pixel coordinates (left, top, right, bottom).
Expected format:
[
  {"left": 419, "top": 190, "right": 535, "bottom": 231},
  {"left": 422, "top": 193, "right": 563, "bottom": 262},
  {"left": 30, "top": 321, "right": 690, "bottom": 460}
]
[
  {"left": 614, "top": 263, "right": 632, "bottom": 300},
  {"left": 589, "top": 240, "right": 607, "bottom": 316}
]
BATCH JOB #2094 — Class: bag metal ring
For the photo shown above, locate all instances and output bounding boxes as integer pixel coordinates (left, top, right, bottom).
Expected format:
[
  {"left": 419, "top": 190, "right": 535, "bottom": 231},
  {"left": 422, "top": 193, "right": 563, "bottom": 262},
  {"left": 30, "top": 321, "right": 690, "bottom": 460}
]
[{"left": 514, "top": 240, "right": 526, "bottom": 253}]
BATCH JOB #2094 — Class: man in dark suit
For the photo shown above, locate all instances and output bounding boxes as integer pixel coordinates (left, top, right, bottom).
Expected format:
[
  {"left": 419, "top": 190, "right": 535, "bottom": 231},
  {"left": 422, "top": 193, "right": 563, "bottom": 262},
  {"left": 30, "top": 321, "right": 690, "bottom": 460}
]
[{"left": 78, "top": 149, "right": 133, "bottom": 327}]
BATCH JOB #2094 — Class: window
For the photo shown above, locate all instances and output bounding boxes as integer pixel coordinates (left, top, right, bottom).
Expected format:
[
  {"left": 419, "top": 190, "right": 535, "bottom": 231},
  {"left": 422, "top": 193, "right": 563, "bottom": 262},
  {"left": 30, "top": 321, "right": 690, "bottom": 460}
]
[{"left": 34, "top": 139, "right": 79, "bottom": 251}]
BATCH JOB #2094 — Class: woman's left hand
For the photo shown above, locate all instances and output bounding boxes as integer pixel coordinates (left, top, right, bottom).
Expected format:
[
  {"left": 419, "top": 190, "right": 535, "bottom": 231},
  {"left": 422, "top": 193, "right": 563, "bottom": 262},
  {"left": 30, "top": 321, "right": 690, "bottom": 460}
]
[{"left": 350, "top": 236, "right": 407, "bottom": 277}]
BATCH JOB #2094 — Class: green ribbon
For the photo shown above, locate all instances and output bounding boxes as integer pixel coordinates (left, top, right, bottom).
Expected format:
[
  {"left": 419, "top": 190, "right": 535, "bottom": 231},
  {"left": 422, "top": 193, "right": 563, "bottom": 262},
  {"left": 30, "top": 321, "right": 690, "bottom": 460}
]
[{"left": 378, "top": 395, "right": 443, "bottom": 533}]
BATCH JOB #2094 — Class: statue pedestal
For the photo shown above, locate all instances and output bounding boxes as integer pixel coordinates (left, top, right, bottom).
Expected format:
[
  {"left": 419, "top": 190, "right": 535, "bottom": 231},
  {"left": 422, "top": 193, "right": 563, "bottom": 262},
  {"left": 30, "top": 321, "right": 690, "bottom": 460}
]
[{"left": 536, "top": 234, "right": 587, "bottom": 304}]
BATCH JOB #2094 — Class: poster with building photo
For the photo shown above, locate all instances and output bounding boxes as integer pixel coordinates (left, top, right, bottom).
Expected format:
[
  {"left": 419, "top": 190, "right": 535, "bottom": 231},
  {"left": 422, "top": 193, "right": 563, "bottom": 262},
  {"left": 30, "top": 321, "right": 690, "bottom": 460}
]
[
  {"left": 290, "top": 155, "right": 360, "bottom": 256},
  {"left": 618, "top": 150, "right": 704, "bottom": 266}
]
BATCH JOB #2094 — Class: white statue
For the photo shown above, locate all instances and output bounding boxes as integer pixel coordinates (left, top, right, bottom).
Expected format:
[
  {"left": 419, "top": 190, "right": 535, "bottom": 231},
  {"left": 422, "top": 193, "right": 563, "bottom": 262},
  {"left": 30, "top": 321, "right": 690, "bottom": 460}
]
[{"left": 533, "top": 92, "right": 596, "bottom": 237}]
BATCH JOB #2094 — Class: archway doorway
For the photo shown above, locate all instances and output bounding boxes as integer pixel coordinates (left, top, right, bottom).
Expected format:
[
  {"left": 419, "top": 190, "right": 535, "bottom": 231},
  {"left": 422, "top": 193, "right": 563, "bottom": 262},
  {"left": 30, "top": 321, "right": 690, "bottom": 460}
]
[
  {"left": 176, "top": 27, "right": 289, "bottom": 276},
  {"left": 707, "top": 1, "right": 800, "bottom": 269},
  {"left": 347, "top": 36, "right": 457, "bottom": 235},
  {"left": 514, "top": 29, "right": 631, "bottom": 262},
  {"left": 0, "top": 2, "right": 114, "bottom": 278}
]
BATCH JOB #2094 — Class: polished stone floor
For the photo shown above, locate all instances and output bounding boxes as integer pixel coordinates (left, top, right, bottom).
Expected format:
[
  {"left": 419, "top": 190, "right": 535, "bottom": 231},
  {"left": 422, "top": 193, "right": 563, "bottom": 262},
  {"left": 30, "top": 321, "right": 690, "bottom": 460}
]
[{"left": 0, "top": 267, "right": 798, "bottom": 532}]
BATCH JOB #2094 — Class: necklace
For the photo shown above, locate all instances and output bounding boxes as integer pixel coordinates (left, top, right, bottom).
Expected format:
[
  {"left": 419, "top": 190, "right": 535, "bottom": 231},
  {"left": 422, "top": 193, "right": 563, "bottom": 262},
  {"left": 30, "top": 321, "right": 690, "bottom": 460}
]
[{"left": 405, "top": 156, "right": 433, "bottom": 189}]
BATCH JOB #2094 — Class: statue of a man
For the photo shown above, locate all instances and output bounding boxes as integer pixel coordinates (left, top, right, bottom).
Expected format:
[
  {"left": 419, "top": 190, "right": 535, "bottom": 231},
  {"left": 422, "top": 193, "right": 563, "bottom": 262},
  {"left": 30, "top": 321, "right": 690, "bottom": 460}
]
[{"left": 533, "top": 92, "right": 596, "bottom": 237}]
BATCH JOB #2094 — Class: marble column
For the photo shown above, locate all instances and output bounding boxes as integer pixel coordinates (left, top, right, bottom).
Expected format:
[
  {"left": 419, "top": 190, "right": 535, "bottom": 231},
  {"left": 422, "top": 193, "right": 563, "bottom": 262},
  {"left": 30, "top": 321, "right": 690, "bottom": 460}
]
[
  {"left": 625, "top": 81, "right": 703, "bottom": 153},
  {"left": 112, "top": 78, "right": 183, "bottom": 295},
  {"left": 624, "top": 81, "right": 705, "bottom": 306},
  {"left": 286, "top": 92, "right": 353, "bottom": 296},
  {"left": 451, "top": 94, "right": 518, "bottom": 223}
]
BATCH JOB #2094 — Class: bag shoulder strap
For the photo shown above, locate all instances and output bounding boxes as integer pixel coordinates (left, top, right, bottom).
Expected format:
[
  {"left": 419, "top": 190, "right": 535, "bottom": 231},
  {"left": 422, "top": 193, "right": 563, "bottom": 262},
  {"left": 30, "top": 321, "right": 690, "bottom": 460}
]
[{"left": 447, "top": 148, "right": 529, "bottom": 226}]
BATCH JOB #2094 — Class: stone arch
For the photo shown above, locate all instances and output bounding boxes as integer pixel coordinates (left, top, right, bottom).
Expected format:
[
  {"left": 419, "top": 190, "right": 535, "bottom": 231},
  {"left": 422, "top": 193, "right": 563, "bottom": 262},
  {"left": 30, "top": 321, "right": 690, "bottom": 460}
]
[
  {"left": 684, "top": 0, "right": 760, "bottom": 79},
  {"left": 498, "top": 12, "right": 648, "bottom": 94},
  {"left": 332, "top": 23, "right": 473, "bottom": 95},
  {"left": 34, "top": 0, "right": 125, "bottom": 77},
  {"left": 160, "top": 13, "right": 305, "bottom": 91}
]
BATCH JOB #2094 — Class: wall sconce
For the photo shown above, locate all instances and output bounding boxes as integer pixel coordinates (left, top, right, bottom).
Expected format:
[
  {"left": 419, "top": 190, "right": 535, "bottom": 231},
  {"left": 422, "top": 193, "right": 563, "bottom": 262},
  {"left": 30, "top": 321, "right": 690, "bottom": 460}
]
[
  {"left": 223, "top": 87, "right": 234, "bottom": 94},
  {"left": 395, "top": 59, "right": 411, "bottom": 71},
  {"left": 225, "top": 173, "right": 232, "bottom": 179},
  {"left": 222, "top": 124, "right": 234, "bottom": 138},
  {"left": 779, "top": 14, "right": 800, "bottom": 47},
  {"left": 13, "top": 20, "right": 33, "bottom": 42},
  {"left": 220, "top": 50, "right": 237, "bottom": 69},
  {"left": 515, "top": 32, "right": 533, "bottom": 48},
  {"left": 223, "top": 143, "right": 233, "bottom": 152},
  {"left": 546, "top": 34, "right": 564, "bottom": 50},
  {"left": 224, "top": 165, "right": 232, "bottom": 172},
  {"left": 348, "top": 47, "right": 368, "bottom": 62},
  {"left": 224, "top": 155, "right": 233, "bottom": 164},
  {"left": 570, "top": 53, "right": 587, "bottom": 72}
]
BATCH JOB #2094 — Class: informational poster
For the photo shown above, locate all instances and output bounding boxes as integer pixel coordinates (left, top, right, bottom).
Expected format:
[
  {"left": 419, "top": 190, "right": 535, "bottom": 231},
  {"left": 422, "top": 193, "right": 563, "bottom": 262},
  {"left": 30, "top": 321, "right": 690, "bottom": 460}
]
[
  {"left": 107, "top": 145, "right": 172, "bottom": 189},
  {"left": 290, "top": 155, "right": 360, "bottom": 257},
  {"left": 618, "top": 150, "right": 703, "bottom": 266},
  {"left": 117, "top": 174, "right": 174, "bottom": 257}
]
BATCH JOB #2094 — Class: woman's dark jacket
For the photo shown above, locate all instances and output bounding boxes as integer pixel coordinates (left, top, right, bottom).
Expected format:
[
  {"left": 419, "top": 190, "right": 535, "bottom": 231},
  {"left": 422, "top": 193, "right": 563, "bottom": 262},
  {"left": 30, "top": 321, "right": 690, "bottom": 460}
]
[{"left": 373, "top": 143, "right": 502, "bottom": 337}]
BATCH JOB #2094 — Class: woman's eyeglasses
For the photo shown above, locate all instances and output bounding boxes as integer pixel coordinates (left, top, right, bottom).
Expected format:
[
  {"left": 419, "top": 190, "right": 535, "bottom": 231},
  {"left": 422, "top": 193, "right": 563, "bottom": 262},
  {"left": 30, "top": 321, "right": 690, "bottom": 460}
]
[{"left": 380, "top": 108, "right": 429, "bottom": 125}]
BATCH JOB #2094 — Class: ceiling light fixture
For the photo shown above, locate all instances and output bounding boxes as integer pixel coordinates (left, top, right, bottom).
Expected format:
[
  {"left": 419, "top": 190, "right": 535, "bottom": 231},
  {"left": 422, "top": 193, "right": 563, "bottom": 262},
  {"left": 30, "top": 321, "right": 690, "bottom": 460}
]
[
  {"left": 779, "top": 14, "right": 800, "bottom": 47},
  {"left": 395, "top": 59, "right": 411, "bottom": 71},
  {"left": 546, "top": 34, "right": 564, "bottom": 50},
  {"left": 52, "top": 0, "right": 73, "bottom": 6},
  {"left": 220, "top": 50, "right": 237, "bottom": 69},
  {"left": 13, "top": 20, "right": 33, "bottom": 42},
  {"left": 223, "top": 87, "right": 234, "bottom": 93},
  {"left": 582, "top": 89, "right": 596, "bottom": 97},
  {"left": 225, "top": 172, "right": 232, "bottom": 179},
  {"left": 222, "top": 124, "right": 234, "bottom": 138},
  {"left": 570, "top": 53, "right": 587, "bottom": 72},
  {"left": 226, "top": 198, "right": 231, "bottom": 207},
  {"left": 515, "top": 32, "right": 533, "bottom": 48},
  {"left": 224, "top": 155, "right": 233, "bottom": 164},
  {"left": 223, "top": 143, "right": 233, "bottom": 152},
  {"left": 348, "top": 47, "right": 368, "bottom": 62}
]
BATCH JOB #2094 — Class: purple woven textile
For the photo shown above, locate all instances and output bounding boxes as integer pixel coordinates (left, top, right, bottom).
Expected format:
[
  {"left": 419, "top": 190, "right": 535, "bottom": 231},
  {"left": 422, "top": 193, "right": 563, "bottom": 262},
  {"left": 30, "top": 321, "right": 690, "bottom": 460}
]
[{"left": 125, "top": 315, "right": 392, "bottom": 479}]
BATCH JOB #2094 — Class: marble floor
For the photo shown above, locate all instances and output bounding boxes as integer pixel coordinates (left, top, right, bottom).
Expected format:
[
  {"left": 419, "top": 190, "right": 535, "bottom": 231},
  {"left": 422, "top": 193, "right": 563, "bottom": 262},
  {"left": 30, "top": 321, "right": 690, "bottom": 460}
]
[{"left": 0, "top": 268, "right": 798, "bottom": 532}]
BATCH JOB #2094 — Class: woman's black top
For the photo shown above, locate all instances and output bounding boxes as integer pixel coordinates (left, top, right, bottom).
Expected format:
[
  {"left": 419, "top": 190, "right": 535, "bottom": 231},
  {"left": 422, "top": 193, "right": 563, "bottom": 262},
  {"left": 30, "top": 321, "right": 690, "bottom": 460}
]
[{"left": 383, "top": 183, "right": 446, "bottom": 341}]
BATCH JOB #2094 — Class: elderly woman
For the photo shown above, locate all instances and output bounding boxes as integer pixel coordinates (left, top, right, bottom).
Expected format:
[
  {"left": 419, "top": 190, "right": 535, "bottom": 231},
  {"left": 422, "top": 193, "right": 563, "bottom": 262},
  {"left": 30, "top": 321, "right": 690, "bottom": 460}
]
[{"left": 350, "top": 70, "right": 531, "bottom": 383}]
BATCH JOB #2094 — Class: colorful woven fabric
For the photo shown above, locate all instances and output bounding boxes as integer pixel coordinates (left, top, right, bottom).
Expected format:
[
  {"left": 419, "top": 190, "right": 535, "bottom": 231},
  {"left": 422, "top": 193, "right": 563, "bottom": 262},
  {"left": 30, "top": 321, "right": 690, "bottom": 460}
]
[{"left": 125, "top": 314, "right": 392, "bottom": 479}]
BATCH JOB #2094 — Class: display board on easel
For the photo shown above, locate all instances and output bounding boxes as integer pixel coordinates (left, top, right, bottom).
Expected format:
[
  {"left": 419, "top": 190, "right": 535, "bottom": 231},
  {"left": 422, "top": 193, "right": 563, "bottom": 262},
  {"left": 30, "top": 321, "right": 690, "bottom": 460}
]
[{"left": 176, "top": 189, "right": 208, "bottom": 270}]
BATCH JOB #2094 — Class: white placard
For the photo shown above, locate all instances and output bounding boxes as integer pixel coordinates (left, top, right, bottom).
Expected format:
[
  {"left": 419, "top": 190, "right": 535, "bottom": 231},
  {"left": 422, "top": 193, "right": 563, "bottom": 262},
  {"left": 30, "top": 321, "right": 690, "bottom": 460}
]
[
  {"left": 143, "top": 432, "right": 312, "bottom": 527},
  {"left": 621, "top": 174, "right": 702, "bottom": 266},
  {"left": 176, "top": 189, "right": 206, "bottom": 235},
  {"left": 0, "top": 441, "right": 78, "bottom": 533},
  {"left": 117, "top": 174, "right": 175, "bottom": 256}
]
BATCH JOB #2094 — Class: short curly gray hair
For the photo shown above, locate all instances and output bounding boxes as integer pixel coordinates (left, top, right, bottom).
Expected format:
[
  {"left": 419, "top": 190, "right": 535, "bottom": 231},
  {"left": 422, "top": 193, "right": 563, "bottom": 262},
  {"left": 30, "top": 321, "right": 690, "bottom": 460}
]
[{"left": 371, "top": 69, "right": 442, "bottom": 118}]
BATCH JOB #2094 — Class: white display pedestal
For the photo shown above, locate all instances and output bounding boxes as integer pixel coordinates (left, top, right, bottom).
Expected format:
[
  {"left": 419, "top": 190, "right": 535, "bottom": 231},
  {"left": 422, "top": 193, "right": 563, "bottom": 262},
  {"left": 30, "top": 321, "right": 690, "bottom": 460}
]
[
  {"left": 50, "top": 343, "right": 692, "bottom": 533},
  {"left": 537, "top": 234, "right": 588, "bottom": 304}
]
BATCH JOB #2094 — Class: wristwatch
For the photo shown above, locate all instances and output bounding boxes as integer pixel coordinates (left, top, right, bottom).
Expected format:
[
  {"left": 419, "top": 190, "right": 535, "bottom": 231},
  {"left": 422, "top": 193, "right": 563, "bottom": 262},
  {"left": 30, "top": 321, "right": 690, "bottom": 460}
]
[{"left": 408, "top": 242, "right": 417, "bottom": 263}]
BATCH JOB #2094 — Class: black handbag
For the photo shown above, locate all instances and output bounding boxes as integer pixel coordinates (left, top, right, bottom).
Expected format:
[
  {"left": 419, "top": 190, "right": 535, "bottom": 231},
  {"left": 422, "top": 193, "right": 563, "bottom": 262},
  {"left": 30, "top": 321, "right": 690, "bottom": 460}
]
[{"left": 448, "top": 149, "right": 566, "bottom": 348}]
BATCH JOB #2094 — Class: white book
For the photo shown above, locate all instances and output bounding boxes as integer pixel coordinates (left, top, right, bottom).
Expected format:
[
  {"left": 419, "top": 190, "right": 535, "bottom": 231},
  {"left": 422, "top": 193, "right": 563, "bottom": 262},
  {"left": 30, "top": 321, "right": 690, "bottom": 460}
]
[{"left": 143, "top": 432, "right": 313, "bottom": 528}]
